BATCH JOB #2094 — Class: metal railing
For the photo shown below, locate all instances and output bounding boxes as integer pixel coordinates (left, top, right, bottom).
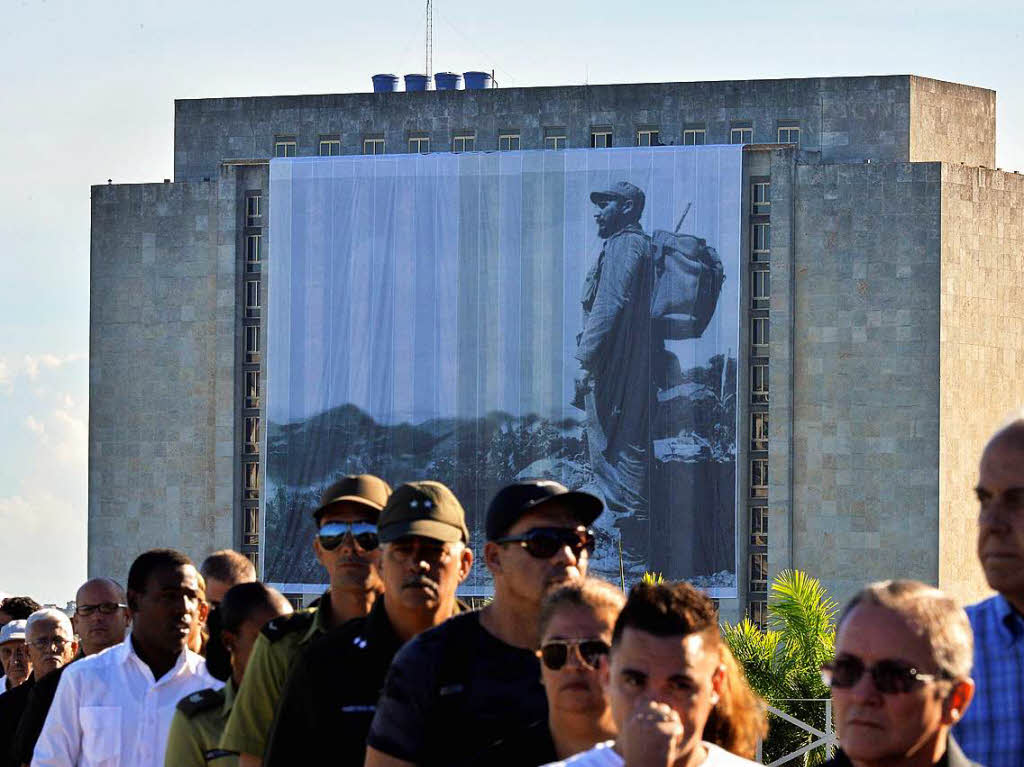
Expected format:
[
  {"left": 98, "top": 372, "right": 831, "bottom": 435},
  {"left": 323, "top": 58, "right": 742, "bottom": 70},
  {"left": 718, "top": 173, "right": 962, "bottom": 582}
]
[{"left": 756, "top": 698, "right": 837, "bottom": 766}]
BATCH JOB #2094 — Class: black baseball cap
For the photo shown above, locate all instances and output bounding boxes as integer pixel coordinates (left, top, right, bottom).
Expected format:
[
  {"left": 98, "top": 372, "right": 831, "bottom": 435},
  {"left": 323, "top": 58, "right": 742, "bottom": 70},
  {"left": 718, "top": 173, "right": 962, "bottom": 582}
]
[
  {"left": 313, "top": 474, "right": 391, "bottom": 523},
  {"left": 485, "top": 480, "right": 603, "bottom": 541},
  {"left": 378, "top": 481, "right": 469, "bottom": 544}
]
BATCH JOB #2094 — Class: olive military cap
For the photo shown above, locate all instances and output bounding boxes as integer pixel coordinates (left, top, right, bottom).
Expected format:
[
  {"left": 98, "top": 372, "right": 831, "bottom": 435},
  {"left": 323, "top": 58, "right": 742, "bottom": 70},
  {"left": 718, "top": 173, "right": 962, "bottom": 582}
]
[{"left": 378, "top": 481, "right": 469, "bottom": 544}]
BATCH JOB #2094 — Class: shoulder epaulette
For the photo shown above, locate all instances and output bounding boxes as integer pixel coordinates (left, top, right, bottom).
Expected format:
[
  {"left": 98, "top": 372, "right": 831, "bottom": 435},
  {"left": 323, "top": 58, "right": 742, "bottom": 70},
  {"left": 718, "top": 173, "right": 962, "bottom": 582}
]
[
  {"left": 261, "top": 608, "right": 316, "bottom": 642},
  {"left": 177, "top": 688, "right": 224, "bottom": 717}
]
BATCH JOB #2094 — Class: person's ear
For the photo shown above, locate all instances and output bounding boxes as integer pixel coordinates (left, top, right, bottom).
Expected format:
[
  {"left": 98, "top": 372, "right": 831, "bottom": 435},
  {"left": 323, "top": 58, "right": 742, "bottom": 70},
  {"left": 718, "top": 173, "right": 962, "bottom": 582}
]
[
  {"left": 944, "top": 678, "right": 975, "bottom": 725},
  {"left": 621, "top": 199, "right": 634, "bottom": 218},
  {"left": 710, "top": 662, "right": 726, "bottom": 703},
  {"left": 483, "top": 541, "right": 503, "bottom": 577},
  {"left": 458, "top": 547, "right": 474, "bottom": 582},
  {"left": 312, "top": 535, "right": 327, "bottom": 566},
  {"left": 126, "top": 589, "right": 141, "bottom": 615},
  {"left": 69, "top": 639, "right": 79, "bottom": 658}
]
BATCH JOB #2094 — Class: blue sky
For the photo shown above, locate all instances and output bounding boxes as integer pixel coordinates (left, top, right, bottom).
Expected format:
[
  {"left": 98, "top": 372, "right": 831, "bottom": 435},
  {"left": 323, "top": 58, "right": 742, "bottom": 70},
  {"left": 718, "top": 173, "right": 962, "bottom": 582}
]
[{"left": 1, "top": 0, "right": 1020, "bottom": 603}]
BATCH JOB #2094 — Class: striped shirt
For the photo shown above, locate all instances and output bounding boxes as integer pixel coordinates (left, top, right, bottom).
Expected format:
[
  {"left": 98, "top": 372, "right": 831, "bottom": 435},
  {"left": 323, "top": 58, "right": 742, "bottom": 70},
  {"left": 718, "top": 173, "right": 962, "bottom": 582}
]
[{"left": 954, "top": 594, "right": 1024, "bottom": 767}]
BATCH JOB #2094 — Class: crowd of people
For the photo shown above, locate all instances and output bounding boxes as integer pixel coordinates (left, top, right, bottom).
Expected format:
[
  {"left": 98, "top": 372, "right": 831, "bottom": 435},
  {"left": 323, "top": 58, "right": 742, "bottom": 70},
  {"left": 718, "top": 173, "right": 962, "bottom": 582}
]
[{"left": 0, "top": 418, "right": 1021, "bottom": 767}]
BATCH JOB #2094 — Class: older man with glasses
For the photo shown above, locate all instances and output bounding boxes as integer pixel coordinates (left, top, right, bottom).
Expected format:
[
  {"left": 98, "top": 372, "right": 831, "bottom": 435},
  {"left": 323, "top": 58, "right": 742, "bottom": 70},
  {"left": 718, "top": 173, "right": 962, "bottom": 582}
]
[
  {"left": 365, "top": 479, "right": 603, "bottom": 767},
  {"left": 0, "top": 609, "right": 77, "bottom": 766},
  {"left": 219, "top": 474, "right": 390, "bottom": 767},
  {"left": 820, "top": 580, "right": 978, "bottom": 767}
]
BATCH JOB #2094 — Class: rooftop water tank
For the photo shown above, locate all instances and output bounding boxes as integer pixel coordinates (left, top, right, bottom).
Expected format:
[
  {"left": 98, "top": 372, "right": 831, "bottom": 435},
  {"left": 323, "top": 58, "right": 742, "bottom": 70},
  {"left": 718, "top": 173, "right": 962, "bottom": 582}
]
[
  {"left": 372, "top": 74, "right": 399, "bottom": 93},
  {"left": 463, "top": 71, "right": 492, "bottom": 90},
  {"left": 434, "top": 72, "right": 461, "bottom": 91},
  {"left": 404, "top": 74, "right": 429, "bottom": 92}
]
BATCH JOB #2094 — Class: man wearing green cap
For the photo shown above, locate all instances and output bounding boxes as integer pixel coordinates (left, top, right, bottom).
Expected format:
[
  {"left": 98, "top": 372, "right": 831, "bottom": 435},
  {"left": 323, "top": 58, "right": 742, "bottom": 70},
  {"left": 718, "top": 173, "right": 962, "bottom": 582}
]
[
  {"left": 262, "top": 481, "right": 473, "bottom": 767},
  {"left": 219, "top": 474, "right": 390, "bottom": 767}
]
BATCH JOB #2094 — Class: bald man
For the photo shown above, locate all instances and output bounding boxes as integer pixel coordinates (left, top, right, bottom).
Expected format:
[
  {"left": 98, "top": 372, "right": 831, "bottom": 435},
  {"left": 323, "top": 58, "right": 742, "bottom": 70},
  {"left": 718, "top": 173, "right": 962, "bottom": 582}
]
[
  {"left": 954, "top": 419, "right": 1024, "bottom": 767},
  {"left": 13, "top": 578, "right": 129, "bottom": 766}
]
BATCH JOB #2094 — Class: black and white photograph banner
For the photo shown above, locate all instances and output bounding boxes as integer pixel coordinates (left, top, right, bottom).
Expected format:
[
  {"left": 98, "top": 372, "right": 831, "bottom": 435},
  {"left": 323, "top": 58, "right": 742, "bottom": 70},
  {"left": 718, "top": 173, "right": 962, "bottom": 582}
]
[{"left": 265, "top": 145, "right": 742, "bottom": 596}]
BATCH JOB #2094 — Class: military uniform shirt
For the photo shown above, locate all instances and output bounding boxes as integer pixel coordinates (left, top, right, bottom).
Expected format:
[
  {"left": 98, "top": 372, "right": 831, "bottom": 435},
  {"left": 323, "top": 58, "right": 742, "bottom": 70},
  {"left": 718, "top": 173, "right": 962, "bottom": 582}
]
[
  {"left": 164, "top": 680, "right": 237, "bottom": 767},
  {"left": 264, "top": 598, "right": 405, "bottom": 767},
  {"left": 217, "top": 593, "right": 332, "bottom": 758}
]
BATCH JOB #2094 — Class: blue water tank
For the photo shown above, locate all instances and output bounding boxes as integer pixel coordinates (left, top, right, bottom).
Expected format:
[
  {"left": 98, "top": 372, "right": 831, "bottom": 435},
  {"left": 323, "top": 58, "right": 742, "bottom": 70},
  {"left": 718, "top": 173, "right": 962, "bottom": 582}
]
[
  {"left": 404, "top": 74, "right": 429, "bottom": 92},
  {"left": 372, "top": 74, "right": 399, "bottom": 93},
  {"left": 434, "top": 72, "right": 461, "bottom": 91},
  {"left": 463, "top": 71, "right": 492, "bottom": 90}
]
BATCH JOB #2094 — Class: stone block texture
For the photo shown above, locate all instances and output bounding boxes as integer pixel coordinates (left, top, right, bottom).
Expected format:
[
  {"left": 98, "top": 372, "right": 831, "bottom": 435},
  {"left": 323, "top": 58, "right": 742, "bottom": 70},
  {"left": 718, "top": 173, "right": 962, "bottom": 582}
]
[{"left": 911, "top": 77, "right": 996, "bottom": 169}]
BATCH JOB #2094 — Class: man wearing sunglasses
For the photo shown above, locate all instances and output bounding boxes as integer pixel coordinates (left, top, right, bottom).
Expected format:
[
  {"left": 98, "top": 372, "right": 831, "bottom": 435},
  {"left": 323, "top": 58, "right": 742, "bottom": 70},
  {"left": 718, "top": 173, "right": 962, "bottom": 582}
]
[
  {"left": 12, "top": 578, "right": 130, "bottom": 766},
  {"left": 821, "top": 580, "right": 978, "bottom": 767},
  {"left": 264, "top": 481, "right": 473, "bottom": 767},
  {"left": 366, "top": 479, "right": 602, "bottom": 767},
  {"left": 220, "top": 474, "right": 390, "bottom": 767}
]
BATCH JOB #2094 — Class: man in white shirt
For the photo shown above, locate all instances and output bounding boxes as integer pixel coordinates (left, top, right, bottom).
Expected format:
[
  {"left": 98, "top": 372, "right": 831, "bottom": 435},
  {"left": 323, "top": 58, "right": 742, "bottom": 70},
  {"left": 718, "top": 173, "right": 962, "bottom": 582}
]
[
  {"left": 32, "top": 549, "right": 221, "bottom": 767},
  {"left": 545, "top": 581, "right": 758, "bottom": 767}
]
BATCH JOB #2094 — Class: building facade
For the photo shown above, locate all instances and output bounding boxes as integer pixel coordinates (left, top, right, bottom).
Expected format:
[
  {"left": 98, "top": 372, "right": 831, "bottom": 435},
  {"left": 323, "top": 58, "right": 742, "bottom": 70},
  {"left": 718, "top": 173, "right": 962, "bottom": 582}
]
[{"left": 90, "top": 74, "right": 1024, "bottom": 618}]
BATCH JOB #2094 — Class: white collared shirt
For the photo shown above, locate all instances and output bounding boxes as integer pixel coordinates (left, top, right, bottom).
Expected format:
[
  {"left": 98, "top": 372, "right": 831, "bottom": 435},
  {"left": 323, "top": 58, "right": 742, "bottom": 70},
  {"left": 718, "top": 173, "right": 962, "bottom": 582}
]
[{"left": 31, "top": 636, "right": 220, "bottom": 767}]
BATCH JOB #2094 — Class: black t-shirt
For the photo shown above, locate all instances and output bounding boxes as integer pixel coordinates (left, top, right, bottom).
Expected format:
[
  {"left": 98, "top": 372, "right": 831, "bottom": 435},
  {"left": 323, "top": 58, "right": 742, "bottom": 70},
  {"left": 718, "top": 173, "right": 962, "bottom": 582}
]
[
  {"left": 474, "top": 718, "right": 559, "bottom": 766},
  {"left": 367, "top": 610, "right": 547, "bottom": 766}
]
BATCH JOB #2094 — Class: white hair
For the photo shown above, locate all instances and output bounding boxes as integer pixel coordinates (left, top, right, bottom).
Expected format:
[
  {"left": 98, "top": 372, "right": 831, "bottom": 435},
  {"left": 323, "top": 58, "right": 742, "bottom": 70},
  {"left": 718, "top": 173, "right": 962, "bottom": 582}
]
[{"left": 26, "top": 608, "right": 73, "bottom": 638}]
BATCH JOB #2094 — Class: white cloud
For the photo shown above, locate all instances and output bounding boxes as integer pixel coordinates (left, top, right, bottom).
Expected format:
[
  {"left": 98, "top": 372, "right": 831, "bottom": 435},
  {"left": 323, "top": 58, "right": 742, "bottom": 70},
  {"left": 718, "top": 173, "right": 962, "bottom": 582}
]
[
  {"left": 23, "top": 352, "right": 84, "bottom": 381},
  {"left": 0, "top": 492, "right": 86, "bottom": 602}
]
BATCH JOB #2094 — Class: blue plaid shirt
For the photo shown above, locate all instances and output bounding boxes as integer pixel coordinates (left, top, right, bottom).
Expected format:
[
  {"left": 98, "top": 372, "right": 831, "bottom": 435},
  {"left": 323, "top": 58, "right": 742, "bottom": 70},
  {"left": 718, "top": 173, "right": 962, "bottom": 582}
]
[{"left": 954, "top": 594, "right": 1024, "bottom": 767}]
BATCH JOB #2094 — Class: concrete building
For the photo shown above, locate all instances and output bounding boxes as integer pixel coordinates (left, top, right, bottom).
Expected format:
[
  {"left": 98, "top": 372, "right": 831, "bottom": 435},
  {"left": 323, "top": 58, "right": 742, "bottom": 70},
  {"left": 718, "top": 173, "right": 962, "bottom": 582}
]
[{"left": 89, "top": 74, "right": 1024, "bottom": 619}]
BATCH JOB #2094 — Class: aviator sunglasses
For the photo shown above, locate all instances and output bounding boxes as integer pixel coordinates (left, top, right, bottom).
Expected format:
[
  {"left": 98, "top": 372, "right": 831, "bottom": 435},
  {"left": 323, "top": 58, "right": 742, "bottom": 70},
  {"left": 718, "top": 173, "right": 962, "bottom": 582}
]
[
  {"left": 317, "top": 521, "right": 380, "bottom": 552},
  {"left": 539, "top": 638, "right": 611, "bottom": 671},
  {"left": 821, "top": 656, "right": 948, "bottom": 694},
  {"left": 495, "top": 527, "right": 596, "bottom": 559}
]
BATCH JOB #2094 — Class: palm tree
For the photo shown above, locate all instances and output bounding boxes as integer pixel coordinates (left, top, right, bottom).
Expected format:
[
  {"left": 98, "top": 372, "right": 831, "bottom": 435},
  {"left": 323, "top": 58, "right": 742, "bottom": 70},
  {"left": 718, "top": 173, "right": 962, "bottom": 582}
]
[{"left": 723, "top": 570, "right": 838, "bottom": 765}]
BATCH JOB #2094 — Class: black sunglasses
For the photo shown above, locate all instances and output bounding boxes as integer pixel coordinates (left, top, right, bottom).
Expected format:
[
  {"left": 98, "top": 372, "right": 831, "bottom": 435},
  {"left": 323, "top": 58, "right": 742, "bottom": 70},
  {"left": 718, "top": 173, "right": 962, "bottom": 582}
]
[
  {"left": 539, "top": 639, "right": 610, "bottom": 671},
  {"left": 317, "top": 521, "right": 380, "bottom": 552},
  {"left": 495, "top": 527, "right": 596, "bottom": 559},
  {"left": 821, "top": 656, "right": 947, "bottom": 694},
  {"left": 74, "top": 602, "right": 128, "bottom": 617}
]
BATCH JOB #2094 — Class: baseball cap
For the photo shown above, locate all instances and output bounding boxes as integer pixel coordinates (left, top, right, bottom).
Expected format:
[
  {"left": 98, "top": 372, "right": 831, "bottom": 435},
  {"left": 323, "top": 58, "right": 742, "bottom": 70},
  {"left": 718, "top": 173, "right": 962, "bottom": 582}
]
[
  {"left": 486, "top": 480, "right": 603, "bottom": 541},
  {"left": 0, "top": 620, "right": 27, "bottom": 645},
  {"left": 590, "top": 181, "right": 645, "bottom": 212},
  {"left": 313, "top": 474, "right": 391, "bottom": 523},
  {"left": 378, "top": 481, "right": 469, "bottom": 544}
]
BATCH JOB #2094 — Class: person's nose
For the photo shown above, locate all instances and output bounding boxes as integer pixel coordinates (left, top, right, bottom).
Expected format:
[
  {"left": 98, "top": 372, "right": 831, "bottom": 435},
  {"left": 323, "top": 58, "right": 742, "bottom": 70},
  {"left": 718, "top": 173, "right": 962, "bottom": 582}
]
[
  {"left": 980, "top": 499, "right": 1012, "bottom": 534},
  {"left": 551, "top": 543, "right": 579, "bottom": 568},
  {"left": 848, "top": 668, "right": 883, "bottom": 704}
]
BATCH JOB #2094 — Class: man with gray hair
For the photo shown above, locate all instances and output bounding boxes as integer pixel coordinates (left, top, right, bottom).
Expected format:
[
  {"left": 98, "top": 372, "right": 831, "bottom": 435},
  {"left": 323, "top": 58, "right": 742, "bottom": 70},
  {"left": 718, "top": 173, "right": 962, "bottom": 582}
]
[
  {"left": 0, "top": 609, "right": 77, "bottom": 767},
  {"left": 821, "top": 580, "right": 978, "bottom": 767}
]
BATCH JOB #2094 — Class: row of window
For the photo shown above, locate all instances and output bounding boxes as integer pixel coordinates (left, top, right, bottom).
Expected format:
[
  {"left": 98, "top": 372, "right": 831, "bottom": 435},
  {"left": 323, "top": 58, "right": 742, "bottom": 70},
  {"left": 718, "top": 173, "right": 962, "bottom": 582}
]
[
  {"left": 241, "top": 192, "right": 264, "bottom": 566},
  {"left": 272, "top": 124, "right": 802, "bottom": 158}
]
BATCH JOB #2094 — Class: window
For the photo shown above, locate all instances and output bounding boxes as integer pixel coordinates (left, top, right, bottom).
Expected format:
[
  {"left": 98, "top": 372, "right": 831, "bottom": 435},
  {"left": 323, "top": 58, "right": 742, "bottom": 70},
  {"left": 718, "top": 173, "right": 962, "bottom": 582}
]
[
  {"left": 750, "top": 506, "right": 768, "bottom": 546},
  {"left": 498, "top": 133, "right": 520, "bottom": 151},
  {"left": 245, "top": 280, "right": 260, "bottom": 318},
  {"left": 752, "top": 182, "right": 770, "bottom": 216},
  {"left": 363, "top": 137, "right": 386, "bottom": 155},
  {"left": 751, "top": 364, "right": 769, "bottom": 404},
  {"left": 749, "top": 599, "right": 768, "bottom": 630},
  {"left": 245, "top": 370, "right": 260, "bottom": 409},
  {"left": 591, "top": 129, "right": 612, "bottom": 148},
  {"left": 683, "top": 129, "right": 706, "bottom": 146},
  {"left": 750, "top": 458, "right": 768, "bottom": 498},
  {"left": 408, "top": 136, "right": 430, "bottom": 153},
  {"left": 319, "top": 138, "right": 341, "bottom": 156},
  {"left": 244, "top": 416, "right": 260, "bottom": 454},
  {"left": 731, "top": 127, "right": 753, "bottom": 144},
  {"left": 452, "top": 133, "right": 475, "bottom": 152},
  {"left": 751, "top": 267, "right": 770, "bottom": 310},
  {"left": 636, "top": 129, "right": 660, "bottom": 147},
  {"left": 243, "top": 462, "right": 259, "bottom": 500},
  {"left": 752, "top": 223, "right": 770, "bottom": 262},
  {"left": 778, "top": 125, "right": 800, "bottom": 145},
  {"left": 751, "top": 412, "right": 768, "bottom": 452},
  {"left": 245, "top": 234, "right": 261, "bottom": 272},
  {"left": 751, "top": 317, "right": 769, "bottom": 356},
  {"left": 246, "top": 551, "right": 259, "bottom": 567},
  {"left": 750, "top": 553, "right": 768, "bottom": 591},
  {"left": 245, "top": 325, "right": 260, "bottom": 363},
  {"left": 544, "top": 128, "right": 567, "bottom": 150},
  {"left": 245, "top": 195, "right": 261, "bottom": 227},
  {"left": 274, "top": 138, "right": 297, "bottom": 158},
  {"left": 243, "top": 507, "right": 259, "bottom": 545}
]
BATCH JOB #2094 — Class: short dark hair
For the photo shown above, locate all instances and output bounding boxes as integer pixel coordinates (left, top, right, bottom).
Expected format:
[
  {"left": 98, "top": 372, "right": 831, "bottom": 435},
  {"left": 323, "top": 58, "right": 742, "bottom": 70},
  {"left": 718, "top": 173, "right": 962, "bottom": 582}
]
[
  {"left": 127, "top": 549, "right": 194, "bottom": 594},
  {"left": 612, "top": 581, "right": 719, "bottom": 648},
  {"left": 219, "top": 582, "right": 289, "bottom": 633},
  {"left": 0, "top": 597, "right": 42, "bottom": 620},
  {"left": 200, "top": 550, "right": 256, "bottom": 586}
]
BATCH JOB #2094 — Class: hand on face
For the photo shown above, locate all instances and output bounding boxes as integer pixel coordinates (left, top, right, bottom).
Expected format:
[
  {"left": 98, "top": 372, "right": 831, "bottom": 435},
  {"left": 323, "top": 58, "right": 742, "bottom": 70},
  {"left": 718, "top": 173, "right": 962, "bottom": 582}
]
[{"left": 618, "top": 699, "right": 685, "bottom": 767}]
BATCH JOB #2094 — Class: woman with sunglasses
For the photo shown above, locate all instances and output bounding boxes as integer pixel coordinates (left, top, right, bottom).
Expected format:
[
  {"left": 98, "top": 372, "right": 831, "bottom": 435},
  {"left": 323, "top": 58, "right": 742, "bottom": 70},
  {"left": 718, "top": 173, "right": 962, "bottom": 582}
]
[{"left": 479, "top": 578, "right": 625, "bottom": 765}]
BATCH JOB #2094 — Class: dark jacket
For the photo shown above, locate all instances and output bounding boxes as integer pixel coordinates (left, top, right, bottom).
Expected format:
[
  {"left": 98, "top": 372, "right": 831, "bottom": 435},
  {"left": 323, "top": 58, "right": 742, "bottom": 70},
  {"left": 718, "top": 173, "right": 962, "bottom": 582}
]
[
  {"left": 821, "top": 735, "right": 982, "bottom": 767},
  {"left": 12, "top": 664, "right": 67, "bottom": 766},
  {"left": 0, "top": 675, "right": 35, "bottom": 767}
]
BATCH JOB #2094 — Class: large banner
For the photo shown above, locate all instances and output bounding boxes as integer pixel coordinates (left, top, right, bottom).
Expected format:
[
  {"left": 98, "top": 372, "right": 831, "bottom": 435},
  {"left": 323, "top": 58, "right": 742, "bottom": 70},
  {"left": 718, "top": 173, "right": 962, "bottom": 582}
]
[{"left": 265, "top": 145, "right": 742, "bottom": 596}]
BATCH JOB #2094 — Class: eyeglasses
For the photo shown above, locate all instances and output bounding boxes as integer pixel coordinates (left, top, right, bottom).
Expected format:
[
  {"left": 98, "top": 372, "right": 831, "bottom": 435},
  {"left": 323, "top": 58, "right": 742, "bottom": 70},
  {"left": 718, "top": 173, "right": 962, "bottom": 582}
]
[
  {"left": 539, "top": 638, "right": 610, "bottom": 670},
  {"left": 821, "top": 656, "right": 948, "bottom": 694},
  {"left": 28, "top": 636, "right": 73, "bottom": 652},
  {"left": 317, "top": 521, "right": 380, "bottom": 552},
  {"left": 75, "top": 602, "right": 128, "bottom": 617},
  {"left": 495, "top": 527, "right": 596, "bottom": 559}
]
